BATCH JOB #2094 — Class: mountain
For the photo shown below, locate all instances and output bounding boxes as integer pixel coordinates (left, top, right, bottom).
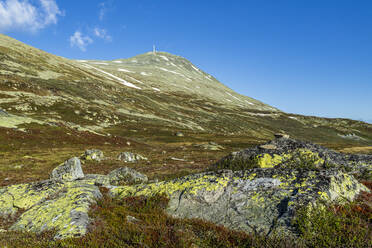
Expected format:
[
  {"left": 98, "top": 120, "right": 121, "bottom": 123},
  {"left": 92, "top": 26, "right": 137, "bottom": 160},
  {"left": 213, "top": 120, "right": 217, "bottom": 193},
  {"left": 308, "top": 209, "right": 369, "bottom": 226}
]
[{"left": 0, "top": 33, "right": 371, "bottom": 151}]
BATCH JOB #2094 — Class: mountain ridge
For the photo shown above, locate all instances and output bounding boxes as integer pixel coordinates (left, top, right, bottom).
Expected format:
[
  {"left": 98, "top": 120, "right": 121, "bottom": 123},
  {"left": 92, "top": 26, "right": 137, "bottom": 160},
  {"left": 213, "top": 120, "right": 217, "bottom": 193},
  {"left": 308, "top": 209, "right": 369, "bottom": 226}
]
[{"left": 0, "top": 33, "right": 371, "bottom": 148}]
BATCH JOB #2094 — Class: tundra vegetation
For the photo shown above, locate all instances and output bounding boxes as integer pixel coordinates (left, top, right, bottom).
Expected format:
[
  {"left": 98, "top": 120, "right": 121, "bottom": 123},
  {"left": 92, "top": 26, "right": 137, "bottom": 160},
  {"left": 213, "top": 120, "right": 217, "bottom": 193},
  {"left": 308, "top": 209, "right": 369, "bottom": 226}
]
[{"left": 0, "top": 34, "right": 371, "bottom": 247}]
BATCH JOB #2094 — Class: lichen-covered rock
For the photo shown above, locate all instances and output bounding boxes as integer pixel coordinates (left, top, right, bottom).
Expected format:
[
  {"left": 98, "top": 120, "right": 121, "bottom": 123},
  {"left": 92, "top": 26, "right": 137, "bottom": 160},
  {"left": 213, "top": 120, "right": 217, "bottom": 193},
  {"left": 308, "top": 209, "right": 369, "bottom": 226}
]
[
  {"left": 0, "top": 180, "right": 65, "bottom": 218},
  {"left": 81, "top": 149, "right": 104, "bottom": 162},
  {"left": 50, "top": 157, "right": 84, "bottom": 181},
  {"left": 117, "top": 152, "right": 147, "bottom": 163},
  {"left": 110, "top": 169, "right": 369, "bottom": 236},
  {"left": 214, "top": 138, "right": 372, "bottom": 179},
  {"left": 0, "top": 159, "right": 150, "bottom": 239},
  {"left": 10, "top": 180, "right": 102, "bottom": 239},
  {"left": 107, "top": 167, "right": 148, "bottom": 185},
  {"left": 84, "top": 174, "right": 110, "bottom": 186}
]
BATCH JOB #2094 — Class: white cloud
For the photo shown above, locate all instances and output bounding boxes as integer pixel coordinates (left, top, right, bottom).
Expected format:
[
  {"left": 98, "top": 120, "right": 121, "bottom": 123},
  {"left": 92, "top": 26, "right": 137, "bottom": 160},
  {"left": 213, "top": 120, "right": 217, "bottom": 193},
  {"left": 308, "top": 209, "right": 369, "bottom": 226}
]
[
  {"left": 98, "top": 2, "right": 106, "bottom": 21},
  {"left": 93, "top": 27, "right": 112, "bottom": 41},
  {"left": 0, "top": 0, "right": 63, "bottom": 32},
  {"left": 69, "top": 31, "right": 93, "bottom": 52}
]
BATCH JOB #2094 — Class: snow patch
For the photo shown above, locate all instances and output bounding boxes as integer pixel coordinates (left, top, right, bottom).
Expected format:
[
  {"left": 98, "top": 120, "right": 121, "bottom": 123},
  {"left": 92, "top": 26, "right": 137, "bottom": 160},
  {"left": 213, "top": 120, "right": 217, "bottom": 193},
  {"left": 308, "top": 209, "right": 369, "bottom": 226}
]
[
  {"left": 118, "top": 68, "right": 133, "bottom": 73},
  {"left": 91, "top": 62, "right": 109, "bottom": 65},
  {"left": 226, "top": 92, "right": 243, "bottom": 102},
  {"left": 191, "top": 65, "right": 200, "bottom": 72},
  {"left": 112, "top": 61, "right": 123, "bottom": 63},
  {"left": 140, "top": 72, "right": 150, "bottom": 76},
  {"left": 289, "top": 116, "right": 298, "bottom": 120},
  {"left": 77, "top": 60, "right": 87, "bottom": 62},
  {"left": 245, "top": 100, "right": 254, "bottom": 105},
  {"left": 83, "top": 64, "right": 141, "bottom": 90},
  {"left": 152, "top": 87, "right": 161, "bottom": 92},
  {"left": 159, "top": 55, "right": 169, "bottom": 61}
]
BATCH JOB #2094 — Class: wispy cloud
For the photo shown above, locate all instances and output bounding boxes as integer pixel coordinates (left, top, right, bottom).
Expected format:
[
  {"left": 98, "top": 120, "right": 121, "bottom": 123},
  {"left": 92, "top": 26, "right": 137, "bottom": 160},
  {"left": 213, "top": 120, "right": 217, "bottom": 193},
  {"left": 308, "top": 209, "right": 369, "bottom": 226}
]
[
  {"left": 94, "top": 27, "right": 112, "bottom": 41},
  {"left": 69, "top": 31, "right": 93, "bottom": 52},
  {"left": 98, "top": 1, "right": 107, "bottom": 21},
  {"left": 98, "top": 0, "right": 114, "bottom": 21},
  {"left": 0, "top": 0, "right": 63, "bottom": 32}
]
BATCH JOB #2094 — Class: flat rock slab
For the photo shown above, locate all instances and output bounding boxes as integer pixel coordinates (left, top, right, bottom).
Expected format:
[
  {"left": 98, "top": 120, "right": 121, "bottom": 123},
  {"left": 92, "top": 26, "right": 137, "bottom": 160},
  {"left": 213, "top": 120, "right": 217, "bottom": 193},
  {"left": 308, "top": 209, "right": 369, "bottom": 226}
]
[
  {"left": 110, "top": 169, "right": 369, "bottom": 236},
  {"left": 0, "top": 178, "right": 102, "bottom": 239}
]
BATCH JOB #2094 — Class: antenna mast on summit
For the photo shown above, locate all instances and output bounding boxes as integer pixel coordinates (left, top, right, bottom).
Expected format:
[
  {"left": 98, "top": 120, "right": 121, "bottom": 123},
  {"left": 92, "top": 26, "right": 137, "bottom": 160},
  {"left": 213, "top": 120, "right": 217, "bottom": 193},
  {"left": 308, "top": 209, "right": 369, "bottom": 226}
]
[{"left": 153, "top": 45, "right": 156, "bottom": 54}]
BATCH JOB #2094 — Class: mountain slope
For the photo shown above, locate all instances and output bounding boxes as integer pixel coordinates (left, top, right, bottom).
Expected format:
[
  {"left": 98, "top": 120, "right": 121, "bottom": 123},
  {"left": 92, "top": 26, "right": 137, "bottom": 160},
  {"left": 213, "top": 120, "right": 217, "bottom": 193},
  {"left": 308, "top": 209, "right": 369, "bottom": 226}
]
[{"left": 0, "top": 34, "right": 371, "bottom": 147}]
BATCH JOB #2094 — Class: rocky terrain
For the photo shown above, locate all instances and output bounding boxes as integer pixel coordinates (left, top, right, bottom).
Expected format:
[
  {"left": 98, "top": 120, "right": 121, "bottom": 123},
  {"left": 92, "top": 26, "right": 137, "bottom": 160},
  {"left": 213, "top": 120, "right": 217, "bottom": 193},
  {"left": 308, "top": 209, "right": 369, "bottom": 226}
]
[
  {"left": 0, "top": 34, "right": 371, "bottom": 247},
  {"left": 0, "top": 137, "right": 370, "bottom": 244}
]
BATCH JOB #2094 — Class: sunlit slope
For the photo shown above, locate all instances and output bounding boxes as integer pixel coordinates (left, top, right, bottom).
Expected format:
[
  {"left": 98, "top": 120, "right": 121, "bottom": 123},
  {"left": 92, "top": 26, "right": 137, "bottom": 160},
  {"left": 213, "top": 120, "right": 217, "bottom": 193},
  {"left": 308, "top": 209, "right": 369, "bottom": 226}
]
[{"left": 0, "top": 34, "right": 371, "bottom": 145}]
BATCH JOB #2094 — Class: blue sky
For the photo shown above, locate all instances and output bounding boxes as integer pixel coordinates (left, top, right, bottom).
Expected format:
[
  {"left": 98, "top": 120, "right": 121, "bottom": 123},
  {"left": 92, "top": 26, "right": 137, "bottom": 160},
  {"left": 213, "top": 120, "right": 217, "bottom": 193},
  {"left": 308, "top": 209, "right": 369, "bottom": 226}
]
[{"left": 1, "top": 0, "right": 371, "bottom": 123}]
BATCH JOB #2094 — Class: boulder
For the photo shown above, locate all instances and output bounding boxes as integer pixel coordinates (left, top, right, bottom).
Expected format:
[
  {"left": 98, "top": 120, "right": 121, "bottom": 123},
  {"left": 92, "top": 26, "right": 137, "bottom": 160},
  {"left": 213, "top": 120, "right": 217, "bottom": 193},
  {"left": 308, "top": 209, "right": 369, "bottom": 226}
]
[
  {"left": 118, "top": 152, "right": 147, "bottom": 163},
  {"left": 107, "top": 167, "right": 148, "bottom": 185},
  {"left": 10, "top": 180, "right": 102, "bottom": 239},
  {"left": 81, "top": 149, "right": 104, "bottom": 161},
  {"left": 214, "top": 138, "right": 372, "bottom": 177},
  {"left": 50, "top": 157, "right": 84, "bottom": 181},
  {"left": 0, "top": 160, "right": 149, "bottom": 239},
  {"left": 110, "top": 169, "right": 369, "bottom": 237}
]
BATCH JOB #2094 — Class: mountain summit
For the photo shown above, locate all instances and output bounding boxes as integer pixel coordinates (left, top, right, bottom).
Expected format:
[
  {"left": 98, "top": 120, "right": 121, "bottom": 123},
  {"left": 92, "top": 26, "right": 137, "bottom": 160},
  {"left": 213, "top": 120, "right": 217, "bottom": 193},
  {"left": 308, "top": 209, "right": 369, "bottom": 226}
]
[{"left": 0, "top": 34, "right": 371, "bottom": 145}]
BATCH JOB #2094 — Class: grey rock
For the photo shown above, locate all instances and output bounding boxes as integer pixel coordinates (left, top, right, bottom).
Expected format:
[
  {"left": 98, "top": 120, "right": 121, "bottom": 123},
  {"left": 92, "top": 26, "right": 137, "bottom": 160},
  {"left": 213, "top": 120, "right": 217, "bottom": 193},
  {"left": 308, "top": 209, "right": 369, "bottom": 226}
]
[
  {"left": 10, "top": 180, "right": 102, "bottom": 240},
  {"left": 107, "top": 167, "right": 148, "bottom": 185},
  {"left": 81, "top": 149, "right": 104, "bottom": 161},
  {"left": 126, "top": 215, "right": 140, "bottom": 223},
  {"left": 118, "top": 152, "right": 147, "bottom": 163},
  {"left": 111, "top": 169, "right": 369, "bottom": 237},
  {"left": 50, "top": 157, "right": 84, "bottom": 181}
]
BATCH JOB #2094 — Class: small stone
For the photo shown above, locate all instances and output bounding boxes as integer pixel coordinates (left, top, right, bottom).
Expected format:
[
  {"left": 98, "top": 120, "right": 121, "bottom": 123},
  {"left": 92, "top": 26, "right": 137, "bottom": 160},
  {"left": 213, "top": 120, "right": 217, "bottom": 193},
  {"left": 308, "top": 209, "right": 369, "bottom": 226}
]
[
  {"left": 81, "top": 149, "right": 104, "bottom": 162},
  {"left": 126, "top": 215, "right": 140, "bottom": 223},
  {"left": 126, "top": 141, "right": 131, "bottom": 146},
  {"left": 107, "top": 167, "right": 148, "bottom": 185},
  {"left": 118, "top": 152, "right": 147, "bottom": 163},
  {"left": 50, "top": 157, "right": 84, "bottom": 181},
  {"left": 259, "top": 144, "right": 277, "bottom": 150},
  {"left": 274, "top": 133, "right": 290, "bottom": 139},
  {"left": 175, "top": 131, "right": 184, "bottom": 137}
]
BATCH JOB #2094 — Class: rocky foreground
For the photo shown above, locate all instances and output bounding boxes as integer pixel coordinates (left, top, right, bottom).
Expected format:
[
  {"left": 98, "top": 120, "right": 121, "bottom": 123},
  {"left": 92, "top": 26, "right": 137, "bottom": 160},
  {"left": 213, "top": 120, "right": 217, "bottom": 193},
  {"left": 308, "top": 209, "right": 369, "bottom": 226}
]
[{"left": 0, "top": 137, "right": 370, "bottom": 239}]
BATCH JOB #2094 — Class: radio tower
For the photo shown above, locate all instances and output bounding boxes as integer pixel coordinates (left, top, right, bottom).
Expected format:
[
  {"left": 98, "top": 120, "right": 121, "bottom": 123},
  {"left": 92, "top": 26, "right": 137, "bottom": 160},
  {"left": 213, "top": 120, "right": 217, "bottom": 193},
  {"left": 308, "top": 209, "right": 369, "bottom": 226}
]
[{"left": 153, "top": 45, "right": 156, "bottom": 54}]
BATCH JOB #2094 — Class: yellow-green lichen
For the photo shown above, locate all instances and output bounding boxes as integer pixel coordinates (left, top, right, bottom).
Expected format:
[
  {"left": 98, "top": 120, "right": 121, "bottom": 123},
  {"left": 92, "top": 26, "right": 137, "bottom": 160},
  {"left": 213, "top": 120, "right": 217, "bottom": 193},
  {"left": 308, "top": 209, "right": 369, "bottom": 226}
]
[
  {"left": 256, "top": 154, "right": 284, "bottom": 168},
  {"left": 11, "top": 181, "right": 100, "bottom": 239},
  {"left": 111, "top": 175, "right": 230, "bottom": 198}
]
